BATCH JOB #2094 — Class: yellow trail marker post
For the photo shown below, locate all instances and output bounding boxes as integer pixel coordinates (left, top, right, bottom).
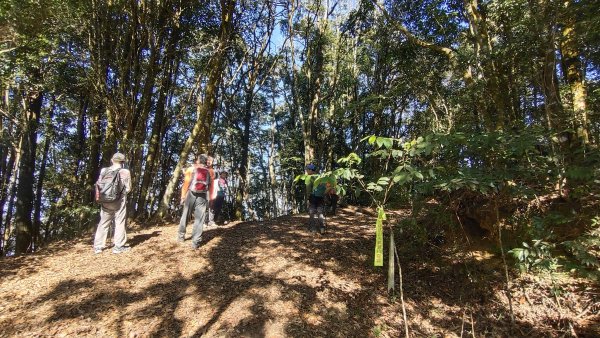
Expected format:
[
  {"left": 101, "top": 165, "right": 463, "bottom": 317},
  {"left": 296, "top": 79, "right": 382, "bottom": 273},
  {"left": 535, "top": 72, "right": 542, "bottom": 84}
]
[{"left": 374, "top": 207, "right": 386, "bottom": 266}]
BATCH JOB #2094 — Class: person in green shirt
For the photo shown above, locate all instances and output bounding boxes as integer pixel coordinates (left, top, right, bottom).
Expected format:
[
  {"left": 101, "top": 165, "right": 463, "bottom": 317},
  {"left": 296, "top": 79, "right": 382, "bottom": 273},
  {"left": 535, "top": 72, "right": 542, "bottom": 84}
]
[{"left": 305, "top": 163, "right": 333, "bottom": 234}]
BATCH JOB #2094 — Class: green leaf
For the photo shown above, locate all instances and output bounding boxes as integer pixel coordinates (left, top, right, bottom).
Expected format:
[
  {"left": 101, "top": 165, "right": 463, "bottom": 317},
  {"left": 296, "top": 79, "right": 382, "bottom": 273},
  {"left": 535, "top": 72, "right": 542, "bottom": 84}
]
[
  {"left": 293, "top": 174, "right": 307, "bottom": 183},
  {"left": 377, "top": 176, "right": 390, "bottom": 185},
  {"left": 393, "top": 172, "right": 408, "bottom": 184},
  {"left": 381, "top": 137, "right": 393, "bottom": 149},
  {"left": 392, "top": 149, "right": 403, "bottom": 158},
  {"left": 428, "top": 169, "right": 435, "bottom": 178}
]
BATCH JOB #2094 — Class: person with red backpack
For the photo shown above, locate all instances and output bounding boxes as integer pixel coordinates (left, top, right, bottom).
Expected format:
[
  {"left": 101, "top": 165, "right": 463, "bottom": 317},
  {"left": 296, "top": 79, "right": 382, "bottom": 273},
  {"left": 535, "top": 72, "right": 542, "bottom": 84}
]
[
  {"left": 93, "top": 152, "right": 132, "bottom": 254},
  {"left": 178, "top": 154, "right": 211, "bottom": 249}
]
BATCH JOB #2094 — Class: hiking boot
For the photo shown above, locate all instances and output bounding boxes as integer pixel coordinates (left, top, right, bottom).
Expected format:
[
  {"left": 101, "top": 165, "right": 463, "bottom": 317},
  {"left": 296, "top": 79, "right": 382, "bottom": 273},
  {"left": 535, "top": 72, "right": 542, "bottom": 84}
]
[
  {"left": 94, "top": 247, "right": 103, "bottom": 254},
  {"left": 112, "top": 246, "right": 131, "bottom": 254},
  {"left": 207, "top": 221, "right": 216, "bottom": 227},
  {"left": 191, "top": 237, "right": 203, "bottom": 249},
  {"left": 177, "top": 237, "right": 185, "bottom": 243},
  {"left": 319, "top": 226, "right": 326, "bottom": 234}
]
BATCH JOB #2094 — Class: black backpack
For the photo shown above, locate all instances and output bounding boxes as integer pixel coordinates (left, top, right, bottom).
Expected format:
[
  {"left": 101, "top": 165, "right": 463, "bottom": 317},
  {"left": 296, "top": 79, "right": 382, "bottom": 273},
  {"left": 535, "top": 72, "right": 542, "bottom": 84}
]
[{"left": 96, "top": 168, "right": 124, "bottom": 203}]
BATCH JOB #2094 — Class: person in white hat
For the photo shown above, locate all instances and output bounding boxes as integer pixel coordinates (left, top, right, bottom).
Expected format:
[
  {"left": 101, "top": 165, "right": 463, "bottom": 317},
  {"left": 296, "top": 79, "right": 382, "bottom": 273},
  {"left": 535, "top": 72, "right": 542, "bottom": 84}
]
[{"left": 93, "top": 152, "right": 132, "bottom": 254}]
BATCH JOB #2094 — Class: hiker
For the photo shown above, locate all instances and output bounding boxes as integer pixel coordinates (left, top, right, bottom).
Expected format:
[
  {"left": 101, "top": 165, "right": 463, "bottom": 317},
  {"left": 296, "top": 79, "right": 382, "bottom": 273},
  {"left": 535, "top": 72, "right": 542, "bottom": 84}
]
[
  {"left": 212, "top": 171, "right": 229, "bottom": 224},
  {"left": 305, "top": 163, "right": 329, "bottom": 234},
  {"left": 178, "top": 154, "right": 211, "bottom": 249},
  {"left": 206, "top": 156, "right": 218, "bottom": 226},
  {"left": 93, "top": 152, "right": 132, "bottom": 254}
]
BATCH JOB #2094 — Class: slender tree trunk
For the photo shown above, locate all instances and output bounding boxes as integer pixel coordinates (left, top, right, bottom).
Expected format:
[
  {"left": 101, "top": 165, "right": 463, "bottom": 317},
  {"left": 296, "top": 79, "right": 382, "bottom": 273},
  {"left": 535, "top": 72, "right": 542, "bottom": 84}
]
[
  {"left": 127, "top": 9, "right": 170, "bottom": 213},
  {"left": 136, "top": 8, "right": 182, "bottom": 218},
  {"left": 350, "top": 35, "right": 360, "bottom": 150},
  {"left": 560, "top": 1, "right": 588, "bottom": 143},
  {"left": 233, "top": 1, "right": 274, "bottom": 220},
  {"left": 87, "top": 1, "right": 107, "bottom": 203},
  {"left": 1, "top": 158, "right": 19, "bottom": 256},
  {"left": 235, "top": 84, "right": 255, "bottom": 220},
  {"left": 0, "top": 87, "right": 6, "bottom": 181},
  {"left": 530, "top": 0, "right": 562, "bottom": 130},
  {"left": 0, "top": 87, "right": 11, "bottom": 254},
  {"left": 129, "top": 54, "right": 162, "bottom": 214},
  {"left": 0, "top": 148, "right": 17, "bottom": 256},
  {"left": 464, "top": 0, "right": 508, "bottom": 131},
  {"left": 74, "top": 98, "right": 87, "bottom": 178},
  {"left": 33, "top": 105, "right": 54, "bottom": 250},
  {"left": 302, "top": 8, "right": 324, "bottom": 167},
  {"left": 101, "top": 107, "right": 118, "bottom": 165},
  {"left": 136, "top": 57, "right": 177, "bottom": 218},
  {"left": 14, "top": 89, "right": 43, "bottom": 254},
  {"left": 286, "top": 0, "right": 302, "bottom": 151},
  {"left": 268, "top": 90, "right": 278, "bottom": 217},
  {"left": 324, "top": 29, "right": 342, "bottom": 170},
  {"left": 86, "top": 106, "right": 102, "bottom": 203}
]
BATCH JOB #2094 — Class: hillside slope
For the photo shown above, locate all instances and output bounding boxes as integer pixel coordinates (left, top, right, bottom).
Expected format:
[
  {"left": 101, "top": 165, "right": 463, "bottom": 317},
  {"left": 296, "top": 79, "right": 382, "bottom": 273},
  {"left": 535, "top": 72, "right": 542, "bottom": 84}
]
[{"left": 0, "top": 208, "right": 597, "bottom": 337}]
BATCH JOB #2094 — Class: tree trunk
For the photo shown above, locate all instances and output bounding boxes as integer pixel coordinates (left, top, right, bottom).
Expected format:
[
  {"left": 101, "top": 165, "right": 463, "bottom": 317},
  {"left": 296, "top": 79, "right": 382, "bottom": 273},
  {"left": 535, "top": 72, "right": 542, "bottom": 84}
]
[
  {"left": 0, "top": 147, "right": 17, "bottom": 256},
  {"left": 268, "top": 90, "right": 278, "bottom": 217},
  {"left": 33, "top": 105, "right": 54, "bottom": 250},
  {"left": 14, "top": 90, "right": 43, "bottom": 254},
  {"left": 136, "top": 7, "right": 182, "bottom": 218},
  {"left": 101, "top": 106, "right": 118, "bottom": 165},
  {"left": 464, "top": 0, "right": 508, "bottom": 131},
  {"left": 1, "top": 163, "right": 19, "bottom": 256},
  {"left": 136, "top": 54, "right": 177, "bottom": 218},
  {"left": 73, "top": 98, "right": 87, "bottom": 178},
  {"left": 127, "top": 8, "right": 169, "bottom": 213},
  {"left": 86, "top": 106, "right": 102, "bottom": 204},
  {"left": 235, "top": 84, "right": 254, "bottom": 220},
  {"left": 530, "top": 0, "right": 562, "bottom": 130},
  {"left": 560, "top": 1, "right": 588, "bottom": 143}
]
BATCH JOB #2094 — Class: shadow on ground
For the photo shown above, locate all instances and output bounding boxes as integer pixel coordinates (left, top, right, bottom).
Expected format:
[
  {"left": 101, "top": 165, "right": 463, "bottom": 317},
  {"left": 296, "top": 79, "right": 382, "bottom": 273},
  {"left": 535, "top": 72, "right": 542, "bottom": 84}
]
[{"left": 0, "top": 208, "right": 597, "bottom": 337}]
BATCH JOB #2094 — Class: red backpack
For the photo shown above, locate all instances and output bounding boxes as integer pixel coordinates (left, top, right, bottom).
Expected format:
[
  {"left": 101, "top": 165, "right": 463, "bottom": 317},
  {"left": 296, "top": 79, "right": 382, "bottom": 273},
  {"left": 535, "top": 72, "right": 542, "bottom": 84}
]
[{"left": 190, "top": 166, "right": 209, "bottom": 192}]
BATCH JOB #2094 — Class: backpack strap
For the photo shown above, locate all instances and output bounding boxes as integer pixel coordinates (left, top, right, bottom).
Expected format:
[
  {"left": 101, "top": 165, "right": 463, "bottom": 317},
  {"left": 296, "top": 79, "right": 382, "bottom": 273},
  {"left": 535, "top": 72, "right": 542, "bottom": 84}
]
[{"left": 114, "top": 168, "right": 124, "bottom": 194}]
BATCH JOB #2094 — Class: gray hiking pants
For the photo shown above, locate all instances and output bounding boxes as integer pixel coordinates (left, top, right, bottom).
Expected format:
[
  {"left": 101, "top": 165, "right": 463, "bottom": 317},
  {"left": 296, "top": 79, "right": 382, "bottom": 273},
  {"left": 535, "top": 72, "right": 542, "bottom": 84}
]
[
  {"left": 94, "top": 197, "right": 128, "bottom": 249},
  {"left": 309, "top": 195, "right": 326, "bottom": 230},
  {"left": 178, "top": 191, "right": 208, "bottom": 246}
]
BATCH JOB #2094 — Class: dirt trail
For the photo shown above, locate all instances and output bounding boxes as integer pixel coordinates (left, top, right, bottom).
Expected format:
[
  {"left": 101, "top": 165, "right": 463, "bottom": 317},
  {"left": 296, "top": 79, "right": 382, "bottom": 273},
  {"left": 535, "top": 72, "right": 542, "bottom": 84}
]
[{"left": 0, "top": 208, "right": 598, "bottom": 337}]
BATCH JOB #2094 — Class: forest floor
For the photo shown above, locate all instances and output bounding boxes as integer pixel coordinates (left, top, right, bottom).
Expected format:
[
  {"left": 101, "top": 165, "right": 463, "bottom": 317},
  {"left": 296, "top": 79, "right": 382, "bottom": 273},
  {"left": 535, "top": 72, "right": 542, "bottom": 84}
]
[{"left": 0, "top": 206, "right": 598, "bottom": 337}]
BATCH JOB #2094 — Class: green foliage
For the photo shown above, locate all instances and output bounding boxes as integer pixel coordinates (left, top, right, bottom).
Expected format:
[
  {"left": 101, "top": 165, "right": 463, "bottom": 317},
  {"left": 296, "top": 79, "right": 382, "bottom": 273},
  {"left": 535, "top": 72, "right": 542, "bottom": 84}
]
[
  {"left": 562, "top": 216, "right": 600, "bottom": 270},
  {"left": 49, "top": 204, "right": 99, "bottom": 240},
  {"left": 508, "top": 240, "right": 558, "bottom": 273},
  {"left": 352, "top": 129, "right": 561, "bottom": 208},
  {"left": 339, "top": 128, "right": 600, "bottom": 279}
]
